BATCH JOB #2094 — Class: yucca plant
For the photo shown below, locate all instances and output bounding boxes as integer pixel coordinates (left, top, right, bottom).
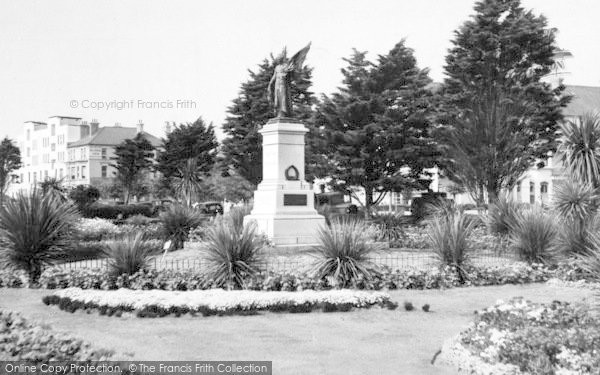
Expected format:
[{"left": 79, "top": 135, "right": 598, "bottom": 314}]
[
  {"left": 0, "top": 188, "right": 78, "bottom": 282},
  {"left": 485, "top": 192, "right": 521, "bottom": 236},
  {"left": 226, "top": 204, "right": 252, "bottom": 234},
  {"left": 426, "top": 209, "right": 475, "bottom": 282},
  {"left": 160, "top": 204, "right": 206, "bottom": 250},
  {"left": 552, "top": 180, "right": 599, "bottom": 255},
  {"left": 173, "top": 158, "right": 203, "bottom": 207},
  {"left": 102, "top": 231, "right": 157, "bottom": 276},
  {"left": 510, "top": 207, "right": 558, "bottom": 264},
  {"left": 39, "top": 177, "right": 68, "bottom": 202},
  {"left": 559, "top": 112, "right": 600, "bottom": 188},
  {"left": 553, "top": 180, "right": 599, "bottom": 223},
  {"left": 573, "top": 229, "right": 600, "bottom": 282},
  {"left": 310, "top": 217, "right": 383, "bottom": 287},
  {"left": 202, "top": 220, "right": 265, "bottom": 289}
]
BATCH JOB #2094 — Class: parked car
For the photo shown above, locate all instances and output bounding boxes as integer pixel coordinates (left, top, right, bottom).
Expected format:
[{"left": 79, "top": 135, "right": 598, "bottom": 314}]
[
  {"left": 197, "top": 201, "right": 224, "bottom": 216},
  {"left": 315, "top": 192, "right": 358, "bottom": 214}
]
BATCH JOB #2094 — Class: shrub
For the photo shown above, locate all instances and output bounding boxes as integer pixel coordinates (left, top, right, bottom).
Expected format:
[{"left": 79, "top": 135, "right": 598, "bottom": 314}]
[
  {"left": 426, "top": 209, "right": 475, "bottom": 281},
  {"left": 485, "top": 192, "right": 521, "bottom": 236},
  {"left": 125, "top": 214, "right": 154, "bottom": 226},
  {"left": 310, "top": 217, "right": 383, "bottom": 287},
  {"left": 0, "top": 189, "right": 78, "bottom": 282},
  {"left": 202, "top": 220, "right": 265, "bottom": 289},
  {"left": 510, "top": 207, "right": 558, "bottom": 264},
  {"left": 573, "top": 229, "right": 600, "bottom": 281},
  {"left": 403, "top": 301, "right": 414, "bottom": 311},
  {"left": 369, "top": 213, "right": 406, "bottom": 244},
  {"left": 102, "top": 231, "right": 158, "bottom": 276},
  {"left": 81, "top": 203, "right": 155, "bottom": 220},
  {"left": 160, "top": 204, "right": 206, "bottom": 249},
  {"left": 422, "top": 304, "right": 430, "bottom": 312},
  {"left": 72, "top": 217, "right": 119, "bottom": 241},
  {"left": 0, "top": 308, "right": 114, "bottom": 361},
  {"left": 69, "top": 184, "right": 100, "bottom": 210}
]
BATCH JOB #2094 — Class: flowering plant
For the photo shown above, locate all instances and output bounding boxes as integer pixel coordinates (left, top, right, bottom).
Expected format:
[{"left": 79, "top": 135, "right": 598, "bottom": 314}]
[
  {"left": 43, "top": 288, "right": 394, "bottom": 317},
  {"left": 442, "top": 297, "right": 600, "bottom": 374}
]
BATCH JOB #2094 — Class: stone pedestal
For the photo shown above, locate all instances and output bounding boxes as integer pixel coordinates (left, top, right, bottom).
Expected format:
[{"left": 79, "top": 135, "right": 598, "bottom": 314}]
[{"left": 244, "top": 117, "right": 325, "bottom": 246}]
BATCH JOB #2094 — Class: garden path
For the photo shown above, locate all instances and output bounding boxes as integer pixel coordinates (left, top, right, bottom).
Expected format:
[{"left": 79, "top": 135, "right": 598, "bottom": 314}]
[{"left": 0, "top": 283, "right": 594, "bottom": 374}]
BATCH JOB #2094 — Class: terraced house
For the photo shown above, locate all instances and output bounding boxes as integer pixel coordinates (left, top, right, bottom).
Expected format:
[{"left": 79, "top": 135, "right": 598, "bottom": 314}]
[{"left": 12, "top": 116, "right": 161, "bottom": 191}]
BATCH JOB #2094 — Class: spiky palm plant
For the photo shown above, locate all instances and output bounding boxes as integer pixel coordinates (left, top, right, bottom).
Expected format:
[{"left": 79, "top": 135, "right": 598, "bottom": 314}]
[
  {"left": 485, "top": 192, "right": 521, "bottom": 236},
  {"left": 39, "top": 177, "right": 68, "bottom": 202},
  {"left": 173, "top": 158, "right": 203, "bottom": 207},
  {"left": 226, "top": 204, "right": 252, "bottom": 234},
  {"left": 310, "top": 217, "right": 383, "bottom": 287},
  {"left": 510, "top": 207, "right": 558, "bottom": 264},
  {"left": 202, "top": 220, "right": 265, "bottom": 289},
  {"left": 426, "top": 209, "right": 475, "bottom": 282},
  {"left": 553, "top": 180, "right": 599, "bottom": 223},
  {"left": 102, "top": 231, "right": 157, "bottom": 276},
  {"left": 0, "top": 189, "right": 78, "bottom": 282},
  {"left": 559, "top": 112, "right": 600, "bottom": 188},
  {"left": 160, "top": 204, "right": 206, "bottom": 250},
  {"left": 553, "top": 180, "right": 600, "bottom": 255}
]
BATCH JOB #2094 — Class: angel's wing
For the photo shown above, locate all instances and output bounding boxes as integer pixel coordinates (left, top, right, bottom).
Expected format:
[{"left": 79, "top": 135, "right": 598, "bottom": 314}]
[{"left": 285, "top": 42, "right": 311, "bottom": 72}]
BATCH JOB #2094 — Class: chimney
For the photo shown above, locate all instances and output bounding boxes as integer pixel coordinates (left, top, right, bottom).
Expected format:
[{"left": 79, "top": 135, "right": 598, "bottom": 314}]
[
  {"left": 137, "top": 120, "right": 144, "bottom": 134},
  {"left": 90, "top": 119, "right": 99, "bottom": 135}
]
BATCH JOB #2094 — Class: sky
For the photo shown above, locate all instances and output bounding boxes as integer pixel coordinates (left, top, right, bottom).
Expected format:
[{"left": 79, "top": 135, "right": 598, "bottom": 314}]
[{"left": 0, "top": 0, "right": 599, "bottom": 142}]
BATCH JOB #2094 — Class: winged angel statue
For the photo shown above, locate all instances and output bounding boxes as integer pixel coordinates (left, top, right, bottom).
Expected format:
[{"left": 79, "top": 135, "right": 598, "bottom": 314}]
[{"left": 267, "top": 43, "right": 311, "bottom": 118}]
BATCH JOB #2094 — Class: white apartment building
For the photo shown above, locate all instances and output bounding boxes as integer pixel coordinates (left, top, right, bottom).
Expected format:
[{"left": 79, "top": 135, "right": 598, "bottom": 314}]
[{"left": 12, "top": 116, "right": 161, "bottom": 192}]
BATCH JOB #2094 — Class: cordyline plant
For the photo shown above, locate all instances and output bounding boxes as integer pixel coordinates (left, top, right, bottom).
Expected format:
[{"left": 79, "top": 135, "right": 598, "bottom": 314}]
[
  {"left": 310, "top": 217, "right": 383, "bottom": 287},
  {"left": 202, "top": 220, "right": 265, "bottom": 289},
  {"left": 0, "top": 188, "right": 78, "bottom": 282},
  {"left": 102, "top": 231, "right": 158, "bottom": 276}
]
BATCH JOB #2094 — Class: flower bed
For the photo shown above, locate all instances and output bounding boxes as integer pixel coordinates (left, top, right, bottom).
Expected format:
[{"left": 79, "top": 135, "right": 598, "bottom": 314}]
[
  {"left": 43, "top": 288, "right": 394, "bottom": 318},
  {"left": 0, "top": 262, "right": 556, "bottom": 292},
  {"left": 0, "top": 308, "right": 114, "bottom": 361},
  {"left": 440, "top": 298, "right": 600, "bottom": 374}
]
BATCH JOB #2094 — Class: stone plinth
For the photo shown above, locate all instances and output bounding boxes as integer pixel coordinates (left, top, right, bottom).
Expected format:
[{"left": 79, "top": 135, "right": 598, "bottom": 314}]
[{"left": 244, "top": 117, "right": 325, "bottom": 245}]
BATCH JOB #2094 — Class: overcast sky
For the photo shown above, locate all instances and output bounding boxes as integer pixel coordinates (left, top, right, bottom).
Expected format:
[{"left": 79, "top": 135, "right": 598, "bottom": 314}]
[{"left": 0, "top": 0, "right": 598, "bottom": 142}]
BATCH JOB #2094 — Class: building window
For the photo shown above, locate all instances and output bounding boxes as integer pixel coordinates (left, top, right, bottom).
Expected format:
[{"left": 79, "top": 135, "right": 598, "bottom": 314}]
[
  {"left": 20, "top": 174, "right": 23, "bottom": 183},
  {"left": 44, "top": 170, "right": 48, "bottom": 180},
  {"left": 51, "top": 124, "right": 55, "bottom": 136},
  {"left": 81, "top": 166, "right": 86, "bottom": 179},
  {"left": 51, "top": 143, "right": 55, "bottom": 151},
  {"left": 59, "top": 169, "right": 63, "bottom": 179},
  {"left": 101, "top": 165, "right": 107, "bottom": 178},
  {"left": 529, "top": 182, "right": 535, "bottom": 204},
  {"left": 27, "top": 129, "right": 30, "bottom": 141},
  {"left": 28, "top": 172, "right": 30, "bottom": 183},
  {"left": 43, "top": 138, "right": 49, "bottom": 147},
  {"left": 76, "top": 166, "right": 80, "bottom": 179},
  {"left": 71, "top": 167, "right": 75, "bottom": 180},
  {"left": 101, "top": 148, "right": 107, "bottom": 159},
  {"left": 32, "top": 140, "right": 37, "bottom": 150},
  {"left": 26, "top": 148, "right": 30, "bottom": 157},
  {"left": 33, "top": 172, "right": 37, "bottom": 182},
  {"left": 57, "top": 135, "right": 63, "bottom": 145}
]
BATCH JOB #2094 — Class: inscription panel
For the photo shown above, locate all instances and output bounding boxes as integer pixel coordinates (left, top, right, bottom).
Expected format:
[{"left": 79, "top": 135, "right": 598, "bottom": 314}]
[{"left": 283, "top": 194, "right": 307, "bottom": 206}]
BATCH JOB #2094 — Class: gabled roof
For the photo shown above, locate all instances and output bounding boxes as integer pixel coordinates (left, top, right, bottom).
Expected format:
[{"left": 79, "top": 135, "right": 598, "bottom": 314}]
[
  {"left": 564, "top": 85, "right": 600, "bottom": 117},
  {"left": 67, "top": 126, "right": 162, "bottom": 148}
]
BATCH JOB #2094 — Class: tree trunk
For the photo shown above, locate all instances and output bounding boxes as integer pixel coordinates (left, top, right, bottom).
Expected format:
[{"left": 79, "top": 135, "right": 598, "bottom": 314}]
[
  {"left": 364, "top": 186, "right": 373, "bottom": 220},
  {"left": 124, "top": 188, "right": 130, "bottom": 205},
  {"left": 486, "top": 181, "right": 498, "bottom": 205}
]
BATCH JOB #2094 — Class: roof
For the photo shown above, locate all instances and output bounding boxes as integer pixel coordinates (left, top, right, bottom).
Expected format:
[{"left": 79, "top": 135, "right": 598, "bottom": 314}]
[
  {"left": 49, "top": 115, "right": 82, "bottom": 120},
  {"left": 563, "top": 85, "right": 600, "bottom": 117},
  {"left": 67, "top": 126, "right": 162, "bottom": 148},
  {"left": 24, "top": 121, "right": 47, "bottom": 125}
]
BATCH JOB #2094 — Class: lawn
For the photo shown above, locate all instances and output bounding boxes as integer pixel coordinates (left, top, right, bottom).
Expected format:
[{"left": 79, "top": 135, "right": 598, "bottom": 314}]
[{"left": 1, "top": 283, "right": 594, "bottom": 375}]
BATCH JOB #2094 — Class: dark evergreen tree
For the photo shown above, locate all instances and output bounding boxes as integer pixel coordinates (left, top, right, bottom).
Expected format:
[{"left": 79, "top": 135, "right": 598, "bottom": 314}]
[
  {"left": 111, "top": 133, "right": 155, "bottom": 204},
  {"left": 221, "top": 50, "right": 316, "bottom": 185},
  {"left": 437, "top": 0, "right": 570, "bottom": 204},
  {"left": 316, "top": 42, "right": 439, "bottom": 217},
  {"left": 156, "top": 118, "right": 218, "bottom": 194},
  {"left": 0, "top": 137, "right": 21, "bottom": 204}
]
